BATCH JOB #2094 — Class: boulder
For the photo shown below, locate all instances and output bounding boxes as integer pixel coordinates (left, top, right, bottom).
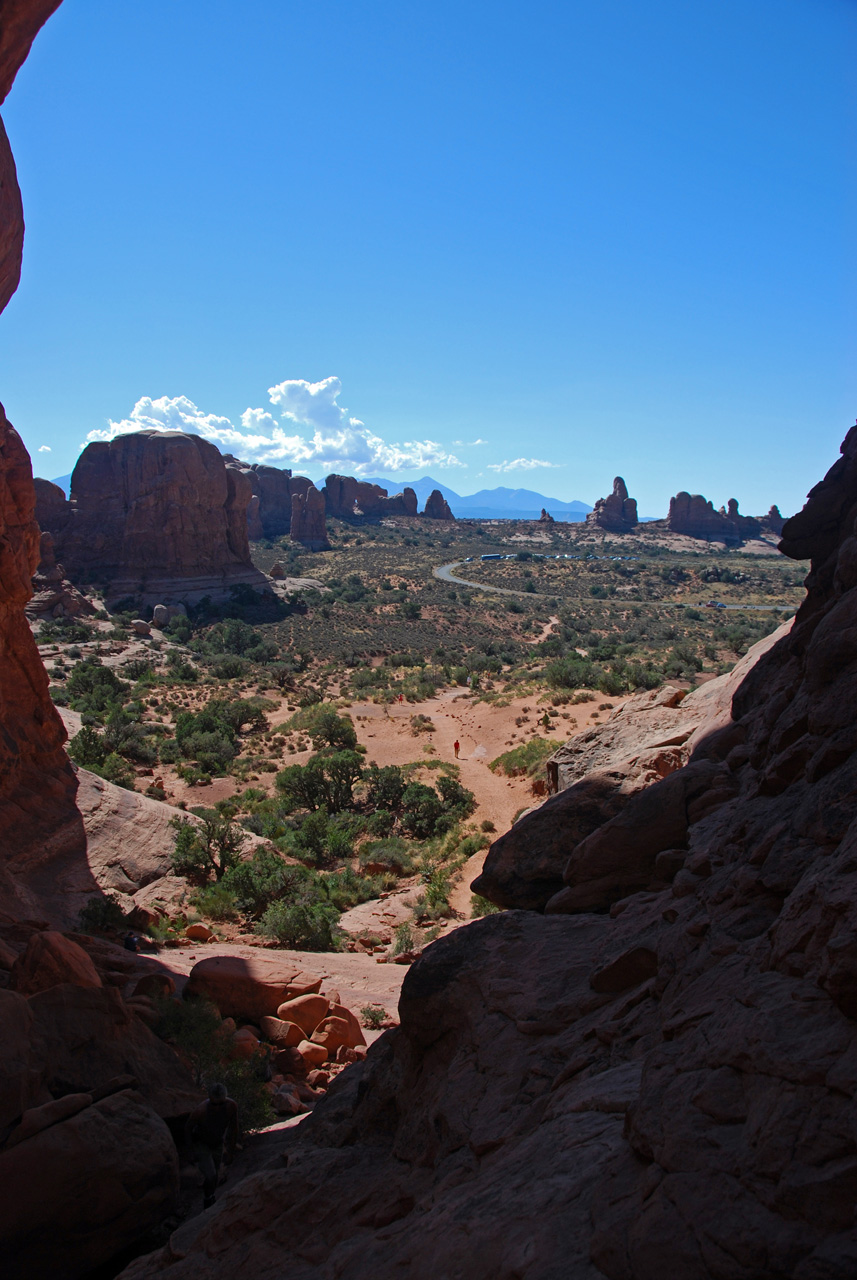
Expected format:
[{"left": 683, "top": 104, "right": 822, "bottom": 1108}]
[
  {"left": 586, "top": 476, "right": 638, "bottom": 532},
  {"left": 275, "top": 992, "right": 331, "bottom": 1036},
  {"left": 230, "top": 1027, "right": 262, "bottom": 1060},
  {"left": 185, "top": 923, "right": 214, "bottom": 942},
  {"left": 6, "top": 1091, "right": 92, "bottom": 1149},
  {"left": 184, "top": 955, "right": 322, "bottom": 1021},
  {"left": 9, "top": 930, "right": 102, "bottom": 995},
  {"left": 259, "top": 1015, "right": 304, "bottom": 1047},
  {"left": 131, "top": 618, "right": 151, "bottom": 636},
  {"left": 296, "top": 1039, "right": 328, "bottom": 1068},
  {"left": 0, "top": 1090, "right": 179, "bottom": 1280},
  {"left": 310, "top": 1014, "right": 365, "bottom": 1053}
]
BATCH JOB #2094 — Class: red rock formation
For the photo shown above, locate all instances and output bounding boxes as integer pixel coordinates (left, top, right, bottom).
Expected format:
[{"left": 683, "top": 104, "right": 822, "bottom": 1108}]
[
  {"left": 761, "top": 502, "right": 786, "bottom": 535},
  {"left": 423, "top": 488, "right": 455, "bottom": 520},
  {"left": 587, "top": 476, "right": 639, "bottom": 532},
  {"left": 32, "top": 475, "right": 69, "bottom": 533},
  {"left": 51, "top": 430, "right": 271, "bottom": 605},
  {"left": 668, "top": 490, "right": 760, "bottom": 543},
  {"left": 538, "top": 507, "right": 555, "bottom": 523},
  {"left": 323, "top": 473, "right": 418, "bottom": 520},
  {"left": 290, "top": 484, "right": 329, "bottom": 549}
]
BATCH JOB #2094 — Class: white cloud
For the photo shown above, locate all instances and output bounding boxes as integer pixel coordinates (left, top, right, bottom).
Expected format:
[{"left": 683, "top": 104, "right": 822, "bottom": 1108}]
[
  {"left": 86, "top": 377, "right": 462, "bottom": 476},
  {"left": 38, "top": 444, "right": 51, "bottom": 452},
  {"left": 486, "top": 457, "right": 563, "bottom": 473}
]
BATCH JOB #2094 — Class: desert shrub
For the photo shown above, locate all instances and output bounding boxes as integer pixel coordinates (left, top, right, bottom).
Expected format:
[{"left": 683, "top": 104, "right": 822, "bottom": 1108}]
[
  {"left": 221, "top": 847, "right": 306, "bottom": 917},
  {"left": 293, "top": 809, "right": 354, "bottom": 868},
  {"left": 363, "top": 764, "right": 406, "bottom": 812},
  {"left": 64, "top": 657, "right": 129, "bottom": 720},
  {"left": 169, "top": 813, "right": 247, "bottom": 883},
  {"left": 400, "top": 781, "right": 444, "bottom": 839},
  {"left": 392, "top": 922, "right": 415, "bottom": 955},
  {"left": 480, "top": 819, "right": 496, "bottom": 833},
  {"left": 97, "top": 753, "right": 137, "bottom": 790},
  {"left": 358, "top": 836, "right": 414, "bottom": 875},
  {"left": 410, "top": 714, "right": 435, "bottom": 735},
  {"left": 471, "top": 894, "right": 502, "bottom": 918},
  {"left": 191, "top": 883, "right": 239, "bottom": 921},
  {"left": 360, "top": 1005, "right": 387, "bottom": 1030},
  {"left": 286, "top": 705, "right": 358, "bottom": 751},
  {"left": 77, "top": 892, "right": 126, "bottom": 934},
  {"left": 490, "top": 738, "right": 561, "bottom": 778},
  {"left": 256, "top": 897, "right": 338, "bottom": 950}
]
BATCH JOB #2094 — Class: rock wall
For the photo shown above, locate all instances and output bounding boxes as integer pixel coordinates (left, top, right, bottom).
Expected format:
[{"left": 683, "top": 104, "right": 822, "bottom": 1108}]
[
  {"left": 423, "top": 487, "right": 455, "bottom": 520},
  {"left": 587, "top": 476, "right": 639, "bottom": 532},
  {"left": 125, "top": 423, "right": 857, "bottom": 1280},
  {"left": 52, "top": 430, "right": 272, "bottom": 605},
  {"left": 668, "top": 490, "right": 760, "bottom": 543}
]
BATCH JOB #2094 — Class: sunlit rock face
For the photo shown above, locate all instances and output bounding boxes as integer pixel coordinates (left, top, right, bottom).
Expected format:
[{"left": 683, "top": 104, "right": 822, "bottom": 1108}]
[{"left": 587, "top": 476, "right": 638, "bottom": 532}]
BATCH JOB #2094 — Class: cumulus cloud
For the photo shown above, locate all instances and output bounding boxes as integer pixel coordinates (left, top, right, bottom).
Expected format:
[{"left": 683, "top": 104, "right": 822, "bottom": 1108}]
[
  {"left": 85, "top": 376, "right": 462, "bottom": 475},
  {"left": 38, "top": 444, "right": 51, "bottom": 452},
  {"left": 486, "top": 457, "right": 563, "bottom": 473}
]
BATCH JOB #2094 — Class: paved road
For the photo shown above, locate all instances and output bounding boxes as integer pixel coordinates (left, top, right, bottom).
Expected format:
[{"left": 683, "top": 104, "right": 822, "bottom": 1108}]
[{"left": 433, "top": 561, "right": 797, "bottom": 612}]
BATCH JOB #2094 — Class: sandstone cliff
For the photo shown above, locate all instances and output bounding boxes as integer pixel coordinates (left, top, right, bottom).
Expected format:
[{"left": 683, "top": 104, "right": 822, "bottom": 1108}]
[
  {"left": 668, "top": 490, "right": 761, "bottom": 543},
  {"left": 51, "top": 430, "right": 272, "bottom": 605},
  {"left": 587, "top": 476, "right": 639, "bottom": 532},
  {"left": 123, "top": 424, "right": 857, "bottom": 1280}
]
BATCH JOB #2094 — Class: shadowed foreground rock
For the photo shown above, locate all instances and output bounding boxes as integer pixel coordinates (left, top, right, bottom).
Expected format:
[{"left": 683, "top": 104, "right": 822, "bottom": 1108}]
[{"left": 121, "top": 425, "right": 857, "bottom": 1280}]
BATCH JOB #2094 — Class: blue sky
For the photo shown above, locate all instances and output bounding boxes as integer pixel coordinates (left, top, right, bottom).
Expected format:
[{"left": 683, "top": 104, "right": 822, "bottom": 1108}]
[{"left": 2, "top": 0, "right": 855, "bottom": 516}]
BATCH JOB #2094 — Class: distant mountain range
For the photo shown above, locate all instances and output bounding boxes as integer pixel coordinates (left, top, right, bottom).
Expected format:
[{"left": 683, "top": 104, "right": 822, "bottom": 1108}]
[
  {"left": 49, "top": 466, "right": 593, "bottom": 521},
  {"left": 362, "top": 476, "right": 592, "bottom": 522}
]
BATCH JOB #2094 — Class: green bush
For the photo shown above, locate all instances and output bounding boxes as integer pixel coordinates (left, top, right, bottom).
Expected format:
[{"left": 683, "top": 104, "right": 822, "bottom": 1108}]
[
  {"left": 276, "top": 749, "right": 364, "bottom": 813},
  {"left": 471, "top": 893, "right": 502, "bottom": 918},
  {"left": 191, "top": 883, "right": 239, "bottom": 921},
  {"left": 490, "top": 738, "right": 561, "bottom": 778},
  {"left": 257, "top": 898, "right": 338, "bottom": 950}
]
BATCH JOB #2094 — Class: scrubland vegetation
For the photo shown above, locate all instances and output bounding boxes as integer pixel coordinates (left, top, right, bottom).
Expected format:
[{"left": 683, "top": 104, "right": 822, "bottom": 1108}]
[{"left": 41, "top": 516, "right": 804, "bottom": 952}]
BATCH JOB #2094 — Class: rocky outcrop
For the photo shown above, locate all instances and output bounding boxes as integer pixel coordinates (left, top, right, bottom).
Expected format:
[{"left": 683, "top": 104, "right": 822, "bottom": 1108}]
[
  {"left": 423, "top": 488, "right": 455, "bottom": 520},
  {"left": 668, "top": 490, "right": 761, "bottom": 543},
  {"left": 124, "top": 427, "right": 857, "bottom": 1280},
  {"left": 26, "top": 531, "right": 95, "bottom": 619},
  {"left": 323, "top": 474, "right": 418, "bottom": 520},
  {"left": 224, "top": 458, "right": 316, "bottom": 539},
  {"left": 587, "top": 477, "right": 638, "bottom": 532},
  {"left": 290, "top": 485, "right": 330, "bottom": 550},
  {"left": 761, "top": 502, "right": 786, "bottom": 535},
  {"left": 538, "top": 507, "right": 555, "bottom": 523},
  {"left": 51, "top": 430, "right": 272, "bottom": 605}
]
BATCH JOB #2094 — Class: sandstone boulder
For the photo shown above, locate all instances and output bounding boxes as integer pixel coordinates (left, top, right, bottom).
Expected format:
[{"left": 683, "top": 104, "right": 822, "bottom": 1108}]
[
  {"left": 310, "top": 1014, "right": 366, "bottom": 1053},
  {"left": 9, "top": 930, "right": 102, "bottom": 995},
  {"left": 6, "top": 1090, "right": 92, "bottom": 1149},
  {"left": 185, "top": 923, "right": 214, "bottom": 942},
  {"left": 184, "top": 955, "right": 322, "bottom": 1021},
  {"left": 275, "top": 992, "right": 331, "bottom": 1035},
  {"left": 259, "top": 1015, "right": 304, "bottom": 1047}
]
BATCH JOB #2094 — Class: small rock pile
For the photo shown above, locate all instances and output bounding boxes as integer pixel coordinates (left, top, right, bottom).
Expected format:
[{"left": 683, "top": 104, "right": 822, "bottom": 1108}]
[{"left": 182, "top": 956, "right": 367, "bottom": 1116}]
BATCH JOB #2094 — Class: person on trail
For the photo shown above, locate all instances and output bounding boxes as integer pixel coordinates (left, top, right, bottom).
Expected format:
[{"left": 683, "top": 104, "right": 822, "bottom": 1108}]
[
  {"left": 123, "top": 931, "right": 139, "bottom": 953},
  {"left": 187, "top": 1082, "right": 239, "bottom": 1208},
  {"left": 453, "top": 740, "right": 460, "bottom": 759}
]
